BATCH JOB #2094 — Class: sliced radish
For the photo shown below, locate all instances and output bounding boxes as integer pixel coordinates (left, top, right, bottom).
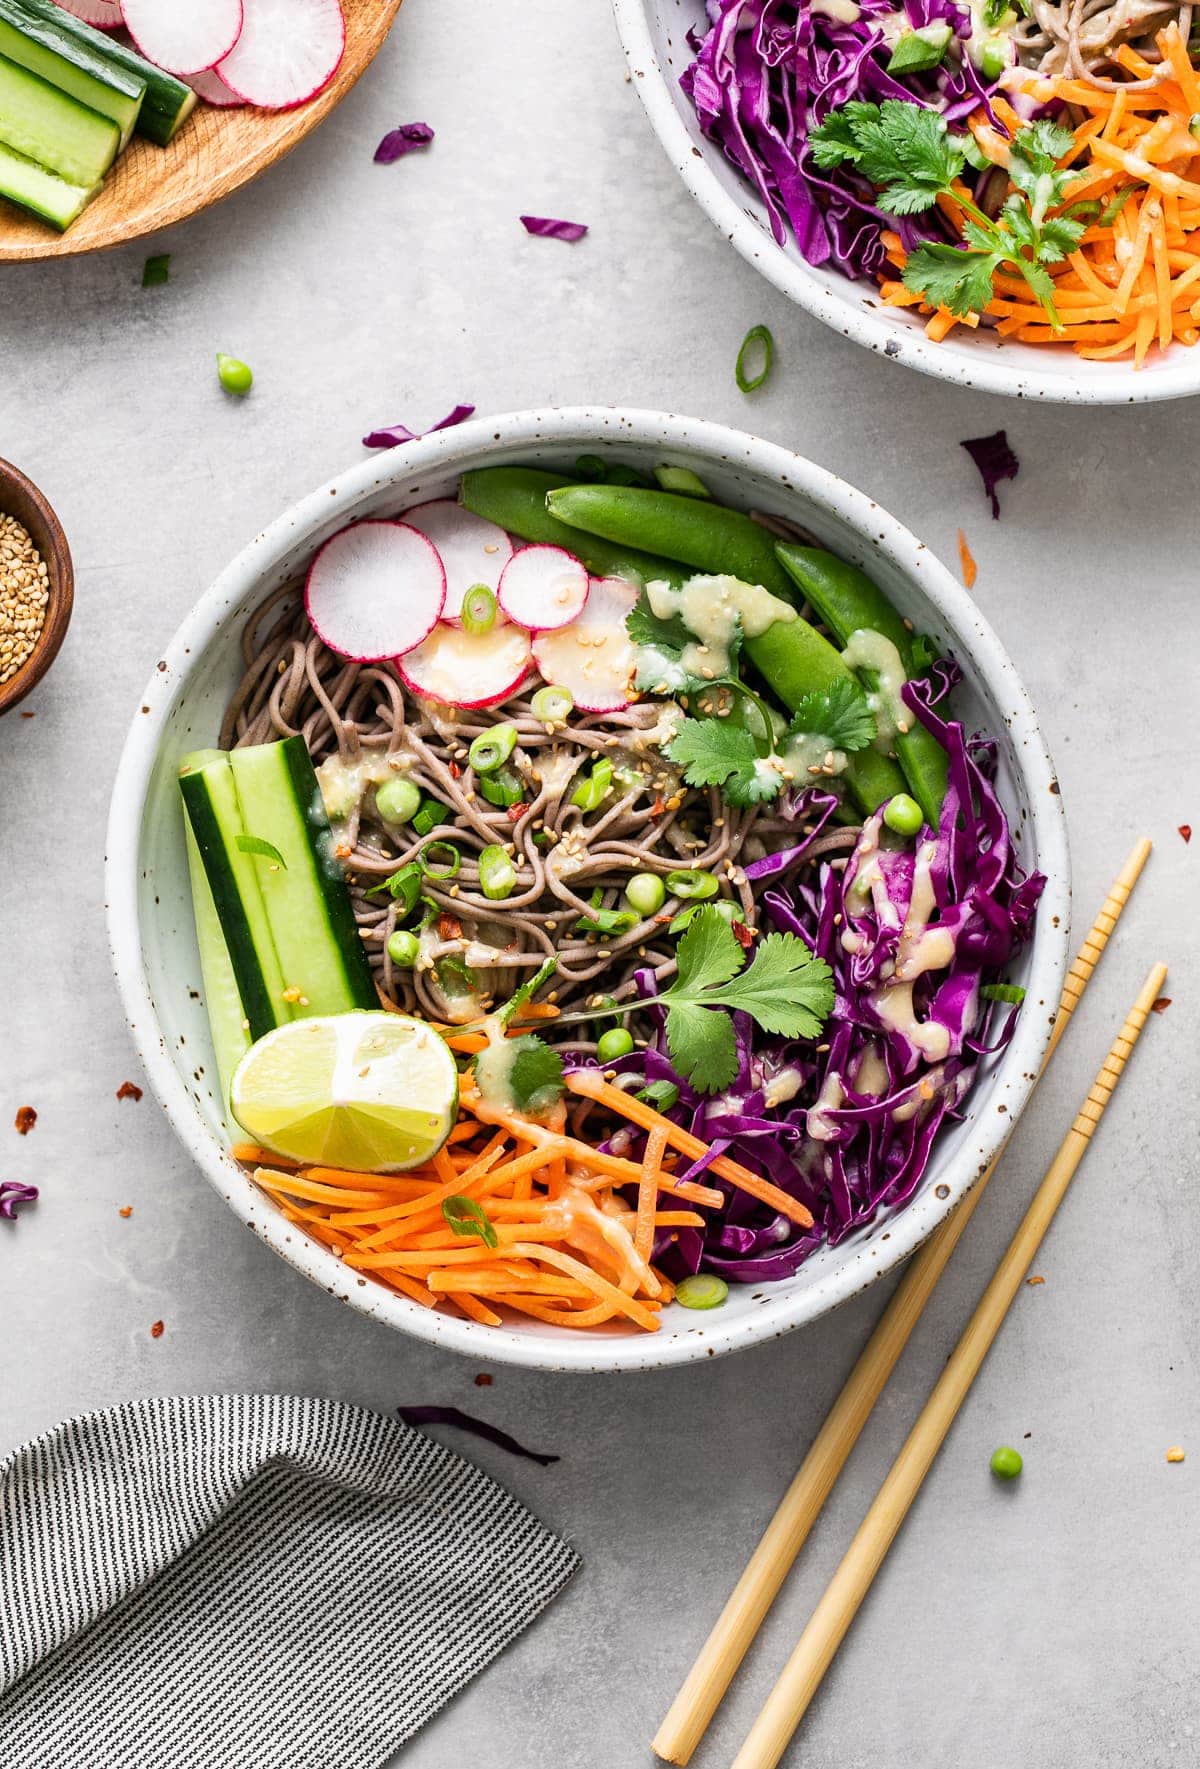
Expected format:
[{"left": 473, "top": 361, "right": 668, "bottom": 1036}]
[
  {"left": 56, "top": 0, "right": 123, "bottom": 24},
  {"left": 217, "top": 0, "right": 345, "bottom": 110},
  {"left": 121, "top": 0, "right": 243, "bottom": 75},
  {"left": 187, "top": 67, "right": 246, "bottom": 108},
  {"left": 532, "top": 577, "right": 638, "bottom": 713},
  {"left": 400, "top": 622, "right": 532, "bottom": 710},
  {"left": 498, "top": 545, "right": 589, "bottom": 632},
  {"left": 403, "top": 500, "right": 513, "bottom": 627},
  {"left": 305, "top": 521, "right": 445, "bottom": 663}
]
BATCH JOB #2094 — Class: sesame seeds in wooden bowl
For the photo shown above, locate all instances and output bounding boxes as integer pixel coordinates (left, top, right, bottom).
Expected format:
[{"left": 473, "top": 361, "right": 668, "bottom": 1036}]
[{"left": 0, "top": 460, "right": 73, "bottom": 717}]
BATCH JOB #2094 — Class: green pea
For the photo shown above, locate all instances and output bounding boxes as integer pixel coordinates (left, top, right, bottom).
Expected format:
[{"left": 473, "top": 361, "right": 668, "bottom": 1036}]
[
  {"left": 883, "top": 793, "right": 924, "bottom": 838},
  {"left": 676, "top": 1274, "right": 729, "bottom": 1311},
  {"left": 625, "top": 872, "right": 666, "bottom": 917},
  {"left": 216, "top": 352, "right": 253, "bottom": 396},
  {"left": 478, "top": 843, "right": 517, "bottom": 901},
  {"left": 387, "top": 929, "right": 420, "bottom": 967},
  {"left": 596, "top": 1028, "right": 634, "bottom": 1061},
  {"left": 469, "top": 723, "right": 518, "bottom": 774},
  {"left": 374, "top": 777, "right": 421, "bottom": 826},
  {"left": 990, "top": 1445, "right": 1023, "bottom": 1480},
  {"left": 666, "top": 868, "right": 719, "bottom": 901}
]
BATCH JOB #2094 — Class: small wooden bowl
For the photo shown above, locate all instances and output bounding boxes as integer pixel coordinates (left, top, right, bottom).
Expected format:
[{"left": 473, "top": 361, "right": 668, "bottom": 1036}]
[
  {"left": 0, "top": 459, "right": 74, "bottom": 717},
  {"left": 0, "top": 0, "right": 404, "bottom": 262}
]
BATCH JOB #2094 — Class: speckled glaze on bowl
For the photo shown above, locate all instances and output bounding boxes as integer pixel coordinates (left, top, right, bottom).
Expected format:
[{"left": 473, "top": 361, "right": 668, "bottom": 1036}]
[
  {"left": 106, "top": 408, "right": 1070, "bottom": 1372},
  {"left": 613, "top": 0, "right": 1200, "bottom": 404}
]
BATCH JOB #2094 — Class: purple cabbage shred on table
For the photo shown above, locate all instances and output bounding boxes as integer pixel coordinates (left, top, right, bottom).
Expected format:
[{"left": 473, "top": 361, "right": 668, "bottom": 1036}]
[
  {"left": 373, "top": 121, "right": 435, "bottom": 164},
  {"left": 362, "top": 404, "right": 475, "bottom": 451},
  {"left": 519, "top": 215, "right": 589, "bottom": 242},
  {"left": 961, "top": 430, "right": 1020, "bottom": 518},
  {"left": 0, "top": 1181, "right": 38, "bottom": 1220}
]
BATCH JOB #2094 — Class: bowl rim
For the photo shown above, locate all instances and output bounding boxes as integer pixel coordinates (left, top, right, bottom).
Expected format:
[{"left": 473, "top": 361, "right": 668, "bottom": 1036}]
[
  {"left": 0, "top": 457, "right": 74, "bottom": 717},
  {"left": 105, "top": 405, "right": 1070, "bottom": 1373},
  {"left": 611, "top": 0, "right": 1200, "bottom": 406}
]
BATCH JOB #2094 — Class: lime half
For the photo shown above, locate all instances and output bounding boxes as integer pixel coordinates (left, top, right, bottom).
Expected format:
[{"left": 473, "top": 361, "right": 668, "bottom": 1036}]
[{"left": 230, "top": 1011, "right": 459, "bottom": 1173}]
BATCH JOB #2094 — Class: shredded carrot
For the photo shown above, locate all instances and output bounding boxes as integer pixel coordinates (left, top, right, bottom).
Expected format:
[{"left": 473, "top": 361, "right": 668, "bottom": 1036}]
[{"left": 957, "top": 530, "right": 978, "bottom": 590}]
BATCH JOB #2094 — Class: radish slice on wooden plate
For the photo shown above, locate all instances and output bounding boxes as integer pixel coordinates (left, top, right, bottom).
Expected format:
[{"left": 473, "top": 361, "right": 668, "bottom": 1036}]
[
  {"left": 187, "top": 68, "right": 246, "bottom": 108},
  {"left": 402, "top": 500, "right": 513, "bottom": 626},
  {"left": 121, "top": 0, "right": 244, "bottom": 75},
  {"left": 498, "top": 545, "right": 589, "bottom": 632},
  {"left": 400, "top": 622, "right": 532, "bottom": 710},
  {"left": 217, "top": 0, "right": 345, "bottom": 110},
  {"left": 532, "top": 577, "right": 638, "bottom": 713},
  {"left": 305, "top": 522, "right": 445, "bottom": 663},
  {"left": 56, "top": 0, "right": 123, "bottom": 24}
]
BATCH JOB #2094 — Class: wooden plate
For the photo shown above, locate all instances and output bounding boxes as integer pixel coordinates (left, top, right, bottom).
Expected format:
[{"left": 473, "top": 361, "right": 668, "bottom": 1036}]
[{"left": 0, "top": 0, "right": 404, "bottom": 262}]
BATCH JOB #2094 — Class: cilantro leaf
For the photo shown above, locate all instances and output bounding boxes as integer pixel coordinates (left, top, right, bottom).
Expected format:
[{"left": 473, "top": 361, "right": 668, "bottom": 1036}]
[
  {"left": 627, "top": 592, "right": 742, "bottom": 695},
  {"left": 497, "top": 956, "right": 557, "bottom": 1028},
  {"left": 810, "top": 100, "right": 968, "bottom": 215},
  {"left": 236, "top": 834, "right": 287, "bottom": 867},
  {"left": 657, "top": 908, "right": 835, "bottom": 1093},
  {"left": 626, "top": 592, "right": 690, "bottom": 653},
  {"left": 505, "top": 1035, "right": 565, "bottom": 1113},
  {"left": 786, "top": 678, "right": 876, "bottom": 753},
  {"left": 666, "top": 717, "right": 783, "bottom": 806},
  {"left": 903, "top": 241, "right": 1004, "bottom": 318}
]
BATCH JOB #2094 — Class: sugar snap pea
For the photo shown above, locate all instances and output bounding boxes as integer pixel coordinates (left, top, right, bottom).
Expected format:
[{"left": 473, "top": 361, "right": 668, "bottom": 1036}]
[
  {"left": 775, "top": 544, "right": 948, "bottom": 825},
  {"left": 459, "top": 468, "right": 685, "bottom": 587},
  {"left": 545, "top": 484, "right": 905, "bottom": 813}
]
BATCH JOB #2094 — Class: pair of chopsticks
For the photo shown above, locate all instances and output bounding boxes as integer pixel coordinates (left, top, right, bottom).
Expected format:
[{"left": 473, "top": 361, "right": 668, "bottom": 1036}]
[{"left": 654, "top": 838, "right": 1160, "bottom": 1769}]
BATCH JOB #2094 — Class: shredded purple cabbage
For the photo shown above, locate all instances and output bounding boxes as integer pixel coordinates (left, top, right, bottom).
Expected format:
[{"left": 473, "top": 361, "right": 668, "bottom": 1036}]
[
  {"left": 519, "top": 215, "right": 588, "bottom": 242},
  {"left": 568, "top": 675, "right": 1043, "bottom": 1285},
  {"left": 682, "top": 0, "right": 1002, "bottom": 279},
  {"left": 961, "top": 430, "right": 1020, "bottom": 519},
  {"left": 0, "top": 1181, "right": 37, "bottom": 1220},
  {"left": 362, "top": 404, "right": 475, "bottom": 451},
  {"left": 374, "top": 121, "right": 435, "bottom": 164},
  {"left": 397, "top": 1406, "right": 559, "bottom": 1465}
]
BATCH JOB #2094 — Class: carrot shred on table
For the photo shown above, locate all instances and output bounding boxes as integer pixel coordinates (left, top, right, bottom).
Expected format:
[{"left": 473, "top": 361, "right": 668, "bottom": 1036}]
[{"left": 957, "top": 529, "right": 978, "bottom": 589}]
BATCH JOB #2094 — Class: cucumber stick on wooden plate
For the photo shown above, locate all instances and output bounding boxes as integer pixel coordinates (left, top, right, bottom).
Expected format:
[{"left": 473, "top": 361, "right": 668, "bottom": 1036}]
[{"left": 0, "top": 0, "right": 193, "bottom": 231}]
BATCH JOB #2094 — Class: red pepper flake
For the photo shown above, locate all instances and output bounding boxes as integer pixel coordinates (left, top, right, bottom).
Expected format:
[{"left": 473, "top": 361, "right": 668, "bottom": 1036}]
[
  {"left": 116, "top": 1080, "right": 144, "bottom": 1102},
  {"left": 957, "top": 529, "right": 978, "bottom": 590},
  {"left": 334, "top": 842, "right": 352, "bottom": 860},
  {"left": 1026, "top": 1274, "right": 1045, "bottom": 1286},
  {"left": 20, "top": 710, "right": 34, "bottom": 719},
  {"left": 14, "top": 1106, "right": 36, "bottom": 1135},
  {"left": 437, "top": 913, "right": 463, "bottom": 940},
  {"left": 150, "top": 1320, "right": 165, "bottom": 1339},
  {"left": 731, "top": 920, "right": 754, "bottom": 949},
  {"left": 1151, "top": 996, "right": 1172, "bottom": 1014},
  {"left": 506, "top": 802, "right": 527, "bottom": 822},
  {"left": 118, "top": 1206, "right": 133, "bottom": 1219},
  {"left": 448, "top": 761, "right": 462, "bottom": 778},
  {"left": 651, "top": 796, "right": 667, "bottom": 817},
  {"left": 1179, "top": 825, "right": 1192, "bottom": 844},
  {"left": 474, "top": 1373, "right": 493, "bottom": 1387}
]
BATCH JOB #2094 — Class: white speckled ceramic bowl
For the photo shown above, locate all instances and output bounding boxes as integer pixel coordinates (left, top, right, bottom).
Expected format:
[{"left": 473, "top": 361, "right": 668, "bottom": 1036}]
[
  {"left": 106, "top": 408, "right": 1070, "bottom": 1371},
  {"left": 613, "top": 0, "right": 1200, "bottom": 404}
]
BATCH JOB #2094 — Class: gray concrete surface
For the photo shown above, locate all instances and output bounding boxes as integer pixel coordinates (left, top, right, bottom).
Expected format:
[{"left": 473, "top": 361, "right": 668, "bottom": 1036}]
[{"left": 1, "top": 1, "right": 1196, "bottom": 1764}]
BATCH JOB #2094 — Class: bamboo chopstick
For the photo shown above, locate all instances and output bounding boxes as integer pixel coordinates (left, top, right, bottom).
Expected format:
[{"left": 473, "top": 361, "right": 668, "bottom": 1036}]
[
  {"left": 652, "top": 838, "right": 1151, "bottom": 1766},
  {"left": 730, "top": 958, "right": 1167, "bottom": 1769}
]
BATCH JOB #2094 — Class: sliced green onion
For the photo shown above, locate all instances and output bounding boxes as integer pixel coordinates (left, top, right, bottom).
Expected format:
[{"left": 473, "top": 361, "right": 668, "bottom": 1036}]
[
  {"left": 976, "top": 34, "right": 1009, "bottom": 79},
  {"left": 1098, "top": 185, "right": 1137, "bottom": 225},
  {"left": 374, "top": 777, "right": 421, "bottom": 825},
  {"left": 735, "top": 324, "right": 774, "bottom": 393},
  {"left": 571, "top": 756, "right": 613, "bottom": 813},
  {"left": 469, "top": 723, "right": 518, "bottom": 774},
  {"left": 596, "top": 1028, "right": 635, "bottom": 1061},
  {"left": 676, "top": 1274, "right": 729, "bottom": 1311},
  {"left": 981, "top": 982, "right": 1027, "bottom": 1006},
  {"left": 461, "top": 583, "right": 498, "bottom": 635},
  {"left": 478, "top": 843, "right": 518, "bottom": 900},
  {"left": 576, "top": 905, "right": 639, "bottom": 937},
  {"left": 478, "top": 767, "right": 525, "bottom": 808},
  {"left": 882, "top": 793, "right": 924, "bottom": 838},
  {"left": 142, "top": 253, "right": 170, "bottom": 288},
  {"left": 367, "top": 861, "right": 423, "bottom": 914},
  {"left": 669, "top": 899, "right": 739, "bottom": 935},
  {"left": 886, "top": 21, "right": 952, "bottom": 73},
  {"left": 654, "top": 465, "right": 711, "bottom": 499},
  {"left": 411, "top": 797, "right": 446, "bottom": 837},
  {"left": 575, "top": 453, "right": 607, "bottom": 480},
  {"left": 386, "top": 929, "right": 420, "bottom": 967},
  {"left": 530, "top": 683, "right": 574, "bottom": 724},
  {"left": 442, "top": 1194, "right": 498, "bottom": 1248},
  {"left": 637, "top": 1080, "right": 680, "bottom": 1113},
  {"left": 625, "top": 872, "right": 667, "bottom": 917},
  {"left": 666, "top": 868, "right": 720, "bottom": 901},
  {"left": 419, "top": 840, "right": 462, "bottom": 879}
]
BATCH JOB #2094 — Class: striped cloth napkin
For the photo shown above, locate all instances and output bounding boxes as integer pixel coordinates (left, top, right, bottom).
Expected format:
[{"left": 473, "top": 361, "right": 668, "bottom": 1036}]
[{"left": 0, "top": 1395, "right": 579, "bottom": 1769}]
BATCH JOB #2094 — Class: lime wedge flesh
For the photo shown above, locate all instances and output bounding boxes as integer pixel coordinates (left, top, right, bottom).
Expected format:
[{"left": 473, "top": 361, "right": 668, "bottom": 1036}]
[{"left": 230, "top": 1011, "right": 459, "bottom": 1173}]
